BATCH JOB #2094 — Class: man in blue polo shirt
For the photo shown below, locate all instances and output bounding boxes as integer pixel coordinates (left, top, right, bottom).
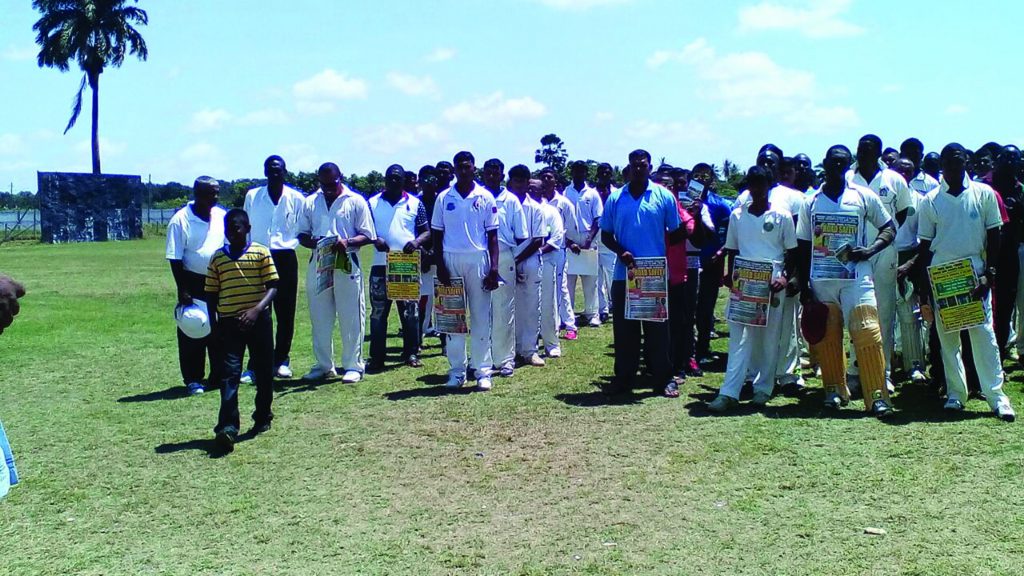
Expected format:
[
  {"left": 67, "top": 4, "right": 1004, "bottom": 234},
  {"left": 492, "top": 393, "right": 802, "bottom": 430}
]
[
  {"left": 692, "top": 162, "right": 734, "bottom": 365},
  {"left": 600, "top": 149, "right": 688, "bottom": 396}
]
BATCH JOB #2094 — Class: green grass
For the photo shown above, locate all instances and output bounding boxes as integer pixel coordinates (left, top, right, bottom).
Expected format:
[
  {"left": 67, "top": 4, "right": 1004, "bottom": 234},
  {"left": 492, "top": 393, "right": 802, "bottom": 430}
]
[{"left": 1, "top": 238, "right": 1023, "bottom": 575}]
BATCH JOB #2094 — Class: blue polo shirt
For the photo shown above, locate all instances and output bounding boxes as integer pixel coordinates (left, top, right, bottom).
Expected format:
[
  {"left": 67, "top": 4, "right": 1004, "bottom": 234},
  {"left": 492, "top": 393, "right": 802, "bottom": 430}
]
[
  {"left": 600, "top": 181, "right": 681, "bottom": 281},
  {"left": 700, "top": 191, "right": 734, "bottom": 260}
]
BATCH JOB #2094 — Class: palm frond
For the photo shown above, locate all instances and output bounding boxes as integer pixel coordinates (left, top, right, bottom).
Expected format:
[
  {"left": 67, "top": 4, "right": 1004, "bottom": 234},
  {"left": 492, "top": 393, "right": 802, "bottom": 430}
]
[{"left": 64, "top": 73, "right": 87, "bottom": 134}]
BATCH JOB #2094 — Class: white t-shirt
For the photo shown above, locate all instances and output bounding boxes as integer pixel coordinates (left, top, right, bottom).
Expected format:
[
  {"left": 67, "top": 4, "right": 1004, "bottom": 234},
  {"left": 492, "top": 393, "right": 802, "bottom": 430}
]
[
  {"left": 243, "top": 185, "right": 306, "bottom": 251},
  {"left": 298, "top": 188, "right": 348, "bottom": 239},
  {"left": 430, "top": 183, "right": 499, "bottom": 253},
  {"left": 918, "top": 176, "right": 1002, "bottom": 273},
  {"left": 723, "top": 204, "right": 797, "bottom": 271},
  {"left": 596, "top": 187, "right": 618, "bottom": 254},
  {"left": 312, "top": 186, "right": 376, "bottom": 250},
  {"left": 894, "top": 172, "right": 940, "bottom": 251},
  {"left": 797, "top": 184, "right": 893, "bottom": 281},
  {"left": 493, "top": 188, "right": 528, "bottom": 251},
  {"left": 847, "top": 163, "right": 913, "bottom": 234},
  {"left": 549, "top": 193, "right": 579, "bottom": 248},
  {"left": 735, "top": 184, "right": 805, "bottom": 220},
  {"left": 165, "top": 203, "right": 227, "bottom": 274},
  {"left": 562, "top": 183, "right": 604, "bottom": 244},
  {"left": 517, "top": 195, "right": 546, "bottom": 259},
  {"left": 368, "top": 192, "right": 425, "bottom": 267},
  {"left": 539, "top": 199, "right": 565, "bottom": 253}
]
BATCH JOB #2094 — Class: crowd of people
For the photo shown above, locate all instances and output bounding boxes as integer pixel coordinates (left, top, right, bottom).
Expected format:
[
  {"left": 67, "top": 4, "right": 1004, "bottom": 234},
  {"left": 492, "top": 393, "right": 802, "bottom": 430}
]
[{"left": 163, "top": 136, "right": 1022, "bottom": 451}]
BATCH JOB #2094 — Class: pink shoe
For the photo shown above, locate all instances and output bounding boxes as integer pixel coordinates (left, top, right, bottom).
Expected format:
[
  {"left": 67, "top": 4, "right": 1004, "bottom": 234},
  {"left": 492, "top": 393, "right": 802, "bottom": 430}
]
[{"left": 563, "top": 330, "right": 578, "bottom": 341}]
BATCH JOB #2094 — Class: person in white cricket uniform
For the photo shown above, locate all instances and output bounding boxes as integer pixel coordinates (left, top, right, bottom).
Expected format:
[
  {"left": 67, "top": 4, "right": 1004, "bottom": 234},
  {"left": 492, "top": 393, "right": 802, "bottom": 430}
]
[
  {"left": 594, "top": 163, "right": 618, "bottom": 323},
  {"left": 533, "top": 177, "right": 567, "bottom": 358},
  {"left": 563, "top": 161, "right": 605, "bottom": 328},
  {"left": 797, "top": 145, "right": 896, "bottom": 417},
  {"left": 540, "top": 168, "right": 581, "bottom": 340},
  {"left": 431, "top": 151, "right": 501, "bottom": 391},
  {"left": 166, "top": 176, "right": 227, "bottom": 396},
  {"left": 482, "top": 158, "right": 528, "bottom": 377},
  {"left": 708, "top": 166, "right": 798, "bottom": 412},
  {"left": 846, "top": 135, "right": 913, "bottom": 392},
  {"left": 915, "top": 143, "right": 1015, "bottom": 421},
  {"left": 296, "top": 162, "right": 376, "bottom": 384},
  {"left": 242, "top": 155, "right": 306, "bottom": 380},
  {"left": 506, "top": 166, "right": 546, "bottom": 367}
]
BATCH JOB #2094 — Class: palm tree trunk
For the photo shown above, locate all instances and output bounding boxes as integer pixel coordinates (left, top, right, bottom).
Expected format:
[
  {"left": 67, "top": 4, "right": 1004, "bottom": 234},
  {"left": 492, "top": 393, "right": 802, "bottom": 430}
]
[{"left": 89, "top": 70, "right": 101, "bottom": 175}]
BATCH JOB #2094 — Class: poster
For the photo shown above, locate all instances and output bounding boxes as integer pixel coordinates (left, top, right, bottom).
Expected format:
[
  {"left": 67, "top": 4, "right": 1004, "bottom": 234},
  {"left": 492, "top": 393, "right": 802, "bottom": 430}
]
[
  {"left": 433, "top": 276, "right": 468, "bottom": 334},
  {"left": 727, "top": 257, "right": 774, "bottom": 327},
  {"left": 679, "top": 180, "right": 704, "bottom": 207},
  {"left": 625, "top": 257, "right": 668, "bottom": 322},
  {"left": 386, "top": 251, "right": 421, "bottom": 301},
  {"left": 928, "top": 258, "right": 986, "bottom": 333},
  {"left": 566, "top": 248, "right": 599, "bottom": 276},
  {"left": 314, "top": 236, "right": 336, "bottom": 295},
  {"left": 810, "top": 212, "right": 859, "bottom": 280}
]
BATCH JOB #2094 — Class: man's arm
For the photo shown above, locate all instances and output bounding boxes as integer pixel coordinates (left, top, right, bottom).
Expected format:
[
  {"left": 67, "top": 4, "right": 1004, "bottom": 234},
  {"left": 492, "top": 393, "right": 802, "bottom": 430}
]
[
  {"left": 849, "top": 221, "right": 896, "bottom": 262},
  {"left": 239, "top": 284, "right": 279, "bottom": 330},
  {"left": 433, "top": 229, "right": 450, "bottom": 285},
  {"left": 515, "top": 238, "right": 543, "bottom": 264},
  {"left": 796, "top": 239, "right": 814, "bottom": 302},
  {"left": 169, "top": 260, "right": 192, "bottom": 305},
  {"left": 484, "top": 229, "right": 501, "bottom": 289},
  {"left": 601, "top": 230, "right": 635, "bottom": 268}
]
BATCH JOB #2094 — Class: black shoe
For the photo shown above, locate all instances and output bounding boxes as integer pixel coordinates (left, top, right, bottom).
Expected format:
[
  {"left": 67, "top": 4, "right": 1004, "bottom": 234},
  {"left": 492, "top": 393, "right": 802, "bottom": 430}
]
[
  {"left": 365, "top": 361, "right": 385, "bottom": 374},
  {"left": 215, "top": 427, "right": 238, "bottom": 452},
  {"left": 780, "top": 382, "right": 805, "bottom": 397},
  {"left": 252, "top": 421, "right": 272, "bottom": 435}
]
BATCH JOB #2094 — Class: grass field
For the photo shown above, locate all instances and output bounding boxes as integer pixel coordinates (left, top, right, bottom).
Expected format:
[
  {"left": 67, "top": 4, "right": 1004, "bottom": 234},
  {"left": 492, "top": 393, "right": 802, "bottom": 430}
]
[{"left": 1, "top": 237, "right": 1023, "bottom": 575}]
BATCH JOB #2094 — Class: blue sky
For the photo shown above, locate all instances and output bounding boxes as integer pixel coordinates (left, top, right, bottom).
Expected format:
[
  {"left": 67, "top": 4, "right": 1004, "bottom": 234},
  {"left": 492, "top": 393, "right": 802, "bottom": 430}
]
[{"left": 1, "top": 0, "right": 1022, "bottom": 192}]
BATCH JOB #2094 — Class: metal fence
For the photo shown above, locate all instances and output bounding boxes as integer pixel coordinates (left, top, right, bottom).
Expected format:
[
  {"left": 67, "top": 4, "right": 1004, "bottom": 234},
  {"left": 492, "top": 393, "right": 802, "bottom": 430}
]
[{"left": 0, "top": 208, "right": 178, "bottom": 235}]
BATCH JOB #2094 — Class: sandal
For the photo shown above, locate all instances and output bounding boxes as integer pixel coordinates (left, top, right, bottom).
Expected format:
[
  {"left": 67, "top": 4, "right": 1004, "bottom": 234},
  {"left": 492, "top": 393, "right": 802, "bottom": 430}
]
[{"left": 664, "top": 381, "right": 680, "bottom": 398}]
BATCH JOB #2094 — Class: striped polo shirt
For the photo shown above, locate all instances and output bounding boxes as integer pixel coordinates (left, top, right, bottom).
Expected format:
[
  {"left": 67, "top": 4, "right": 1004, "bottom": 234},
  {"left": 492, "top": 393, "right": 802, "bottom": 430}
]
[{"left": 205, "top": 243, "right": 280, "bottom": 317}]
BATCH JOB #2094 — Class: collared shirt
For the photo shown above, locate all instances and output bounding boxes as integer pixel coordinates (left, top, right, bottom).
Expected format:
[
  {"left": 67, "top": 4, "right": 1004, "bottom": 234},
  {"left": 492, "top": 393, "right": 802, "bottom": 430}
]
[
  {"left": 595, "top": 186, "right": 618, "bottom": 254},
  {"left": 918, "top": 175, "right": 1002, "bottom": 273},
  {"left": 243, "top": 185, "right": 306, "bottom": 251},
  {"left": 517, "top": 195, "right": 546, "bottom": 259},
  {"left": 538, "top": 199, "right": 565, "bottom": 257},
  {"left": 430, "top": 182, "right": 499, "bottom": 253},
  {"left": 846, "top": 162, "right": 913, "bottom": 233},
  {"left": 734, "top": 184, "right": 806, "bottom": 221},
  {"left": 797, "top": 183, "right": 893, "bottom": 281},
  {"left": 205, "top": 242, "right": 279, "bottom": 318},
  {"left": 894, "top": 172, "right": 940, "bottom": 251},
  {"left": 298, "top": 185, "right": 376, "bottom": 251},
  {"left": 700, "top": 191, "right": 734, "bottom": 259},
  {"left": 600, "top": 181, "right": 682, "bottom": 281},
  {"left": 493, "top": 188, "right": 528, "bottom": 251},
  {"left": 723, "top": 204, "right": 797, "bottom": 271},
  {"left": 368, "top": 191, "right": 428, "bottom": 267},
  {"left": 548, "top": 193, "right": 579, "bottom": 247},
  {"left": 665, "top": 202, "right": 697, "bottom": 285},
  {"left": 562, "top": 183, "right": 604, "bottom": 244},
  {"left": 165, "top": 202, "right": 227, "bottom": 275}
]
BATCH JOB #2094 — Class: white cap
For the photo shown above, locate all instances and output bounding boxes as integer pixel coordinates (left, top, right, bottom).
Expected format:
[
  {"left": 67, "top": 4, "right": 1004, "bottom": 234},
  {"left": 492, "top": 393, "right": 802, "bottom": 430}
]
[{"left": 175, "top": 300, "right": 211, "bottom": 339}]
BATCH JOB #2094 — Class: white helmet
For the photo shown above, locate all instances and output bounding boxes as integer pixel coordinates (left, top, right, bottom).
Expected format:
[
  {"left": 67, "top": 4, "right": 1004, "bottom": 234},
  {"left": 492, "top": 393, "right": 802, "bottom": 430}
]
[{"left": 175, "top": 300, "right": 211, "bottom": 339}]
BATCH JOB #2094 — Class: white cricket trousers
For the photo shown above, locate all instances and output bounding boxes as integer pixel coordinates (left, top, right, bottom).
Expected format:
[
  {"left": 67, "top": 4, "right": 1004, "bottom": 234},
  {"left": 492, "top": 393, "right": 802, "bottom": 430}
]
[
  {"left": 774, "top": 293, "right": 802, "bottom": 384},
  {"left": 598, "top": 249, "right": 616, "bottom": 316},
  {"left": 443, "top": 251, "right": 493, "bottom": 379},
  {"left": 306, "top": 256, "right": 365, "bottom": 374},
  {"left": 540, "top": 253, "right": 562, "bottom": 354},
  {"left": 490, "top": 247, "right": 517, "bottom": 370},
  {"left": 554, "top": 250, "right": 577, "bottom": 330},
  {"left": 515, "top": 255, "right": 542, "bottom": 357},
  {"left": 568, "top": 271, "right": 599, "bottom": 321},
  {"left": 421, "top": 268, "right": 435, "bottom": 336},
  {"left": 936, "top": 292, "right": 1007, "bottom": 408},
  {"left": 720, "top": 303, "right": 786, "bottom": 399}
]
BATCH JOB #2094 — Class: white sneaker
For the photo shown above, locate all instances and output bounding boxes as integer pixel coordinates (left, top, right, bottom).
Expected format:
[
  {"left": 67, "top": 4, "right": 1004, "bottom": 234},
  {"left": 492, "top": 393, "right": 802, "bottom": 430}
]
[
  {"left": 302, "top": 366, "right": 337, "bottom": 381},
  {"left": 588, "top": 317, "right": 601, "bottom": 328},
  {"left": 944, "top": 397, "right": 965, "bottom": 412},
  {"left": 444, "top": 375, "right": 465, "bottom": 389},
  {"left": 477, "top": 377, "right": 493, "bottom": 391},
  {"left": 546, "top": 348, "right": 562, "bottom": 358},
  {"left": 276, "top": 364, "right": 293, "bottom": 379},
  {"left": 240, "top": 370, "right": 254, "bottom": 384},
  {"left": 995, "top": 397, "right": 1016, "bottom": 422},
  {"left": 909, "top": 368, "right": 928, "bottom": 384},
  {"left": 341, "top": 370, "right": 362, "bottom": 384}
]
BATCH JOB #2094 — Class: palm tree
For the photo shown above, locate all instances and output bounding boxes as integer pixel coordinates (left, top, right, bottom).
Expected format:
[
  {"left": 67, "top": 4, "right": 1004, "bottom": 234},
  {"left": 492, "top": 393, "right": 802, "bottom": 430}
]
[{"left": 33, "top": 0, "right": 149, "bottom": 174}]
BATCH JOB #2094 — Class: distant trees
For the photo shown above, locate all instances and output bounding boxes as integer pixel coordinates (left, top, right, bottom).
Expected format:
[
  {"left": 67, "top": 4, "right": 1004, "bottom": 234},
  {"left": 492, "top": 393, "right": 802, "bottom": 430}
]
[{"left": 535, "top": 134, "right": 568, "bottom": 173}]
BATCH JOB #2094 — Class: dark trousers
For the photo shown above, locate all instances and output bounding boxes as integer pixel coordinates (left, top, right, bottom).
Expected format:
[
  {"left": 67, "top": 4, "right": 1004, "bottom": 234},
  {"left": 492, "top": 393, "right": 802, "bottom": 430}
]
[
  {"left": 270, "top": 249, "right": 298, "bottom": 366},
  {"left": 668, "top": 279, "right": 697, "bottom": 373},
  {"left": 994, "top": 248, "right": 1019, "bottom": 358},
  {"left": 611, "top": 280, "right": 672, "bottom": 388},
  {"left": 369, "top": 266, "right": 421, "bottom": 362},
  {"left": 216, "top": 309, "right": 274, "bottom": 433},
  {"left": 696, "top": 258, "right": 725, "bottom": 357},
  {"left": 176, "top": 271, "right": 222, "bottom": 386}
]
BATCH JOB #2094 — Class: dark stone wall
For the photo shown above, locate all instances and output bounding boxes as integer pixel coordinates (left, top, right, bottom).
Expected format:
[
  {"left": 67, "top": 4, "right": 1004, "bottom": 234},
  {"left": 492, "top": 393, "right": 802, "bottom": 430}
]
[{"left": 37, "top": 172, "right": 144, "bottom": 243}]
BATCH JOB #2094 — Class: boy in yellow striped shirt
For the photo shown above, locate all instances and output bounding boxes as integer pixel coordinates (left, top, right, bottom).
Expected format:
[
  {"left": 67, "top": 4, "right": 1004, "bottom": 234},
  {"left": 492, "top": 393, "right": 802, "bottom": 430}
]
[{"left": 205, "top": 208, "right": 279, "bottom": 451}]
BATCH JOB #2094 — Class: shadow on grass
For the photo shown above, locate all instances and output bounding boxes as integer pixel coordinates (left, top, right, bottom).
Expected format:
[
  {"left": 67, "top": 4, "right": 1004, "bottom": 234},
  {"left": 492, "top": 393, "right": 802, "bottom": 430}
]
[
  {"left": 154, "top": 429, "right": 261, "bottom": 459},
  {"left": 384, "top": 375, "right": 478, "bottom": 401},
  {"left": 555, "top": 377, "right": 661, "bottom": 407},
  {"left": 118, "top": 386, "right": 191, "bottom": 403}
]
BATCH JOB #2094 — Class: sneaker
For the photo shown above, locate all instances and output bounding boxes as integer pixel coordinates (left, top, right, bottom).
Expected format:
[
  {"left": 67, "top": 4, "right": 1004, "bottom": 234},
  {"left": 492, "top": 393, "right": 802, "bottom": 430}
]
[
  {"left": 909, "top": 367, "right": 928, "bottom": 384},
  {"left": 240, "top": 370, "right": 254, "bottom": 384},
  {"left": 663, "top": 381, "right": 681, "bottom": 398},
  {"left": 215, "top": 427, "right": 238, "bottom": 452},
  {"left": 824, "top": 393, "right": 843, "bottom": 410},
  {"left": 780, "top": 382, "right": 804, "bottom": 398},
  {"left": 498, "top": 365, "right": 514, "bottom": 378},
  {"left": 365, "top": 361, "right": 385, "bottom": 374},
  {"left": 525, "top": 353, "right": 546, "bottom": 367},
  {"left": 589, "top": 317, "right": 601, "bottom": 328},
  {"left": 405, "top": 355, "right": 423, "bottom": 368},
  {"left": 751, "top": 391, "right": 772, "bottom": 406},
  {"left": 995, "top": 397, "right": 1016, "bottom": 422},
  {"left": 685, "top": 358, "right": 703, "bottom": 378},
  {"left": 563, "top": 330, "right": 578, "bottom": 341},
  {"left": 186, "top": 382, "right": 205, "bottom": 396},
  {"left": 599, "top": 313, "right": 609, "bottom": 323},
  {"left": 707, "top": 394, "right": 738, "bottom": 413},
  {"left": 302, "top": 366, "right": 337, "bottom": 381},
  {"left": 546, "top": 348, "right": 562, "bottom": 358},
  {"left": 341, "top": 370, "right": 362, "bottom": 384},
  {"left": 477, "top": 377, "right": 493, "bottom": 391},
  {"left": 276, "top": 362, "right": 293, "bottom": 379},
  {"left": 252, "top": 421, "right": 272, "bottom": 435},
  {"left": 444, "top": 375, "right": 465, "bottom": 389},
  {"left": 871, "top": 399, "right": 894, "bottom": 418},
  {"left": 943, "top": 398, "right": 965, "bottom": 412}
]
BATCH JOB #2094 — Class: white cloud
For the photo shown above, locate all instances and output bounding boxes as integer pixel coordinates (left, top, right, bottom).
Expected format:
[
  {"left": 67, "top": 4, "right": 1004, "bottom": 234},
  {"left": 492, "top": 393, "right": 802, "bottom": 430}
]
[
  {"left": 442, "top": 92, "right": 546, "bottom": 127},
  {"left": 278, "top": 144, "right": 319, "bottom": 174},
  {"left": 424, "top": 47, "right": 456, "bottom": 62},
  {"left": 237, "top": 108, "right": 290, "bottom": 127},
  {"left": 782, "top": 104, "right": 859, "bottom": 134},
  {"left": 2, "top": 45, "right": 36, "bottom": 62},
  {"left": 594, "top": 111, "right": 615, "bottom": 123},
  {"left": 386, "top": 72, "right": 440, "bottom": 99},
  {"left": 293, "top": 69, "right": 368, "bottom": 115},
  {"left": 179, "top": 142, "right": 227, "bottom": 176},
  {"left": 946, "top": 104, "right": 969, "bottom": 115},
  {"left": 535, "top": 0, "right": 631, "bottom": 9},
  {"left": 187, "top": 108, "right": 233, "bottom": 133},
  {"left": 0, "top": 133, "right": 24, "bottom": 156},
  {"left": 355, "top": 123, "right": 450, "bottom": 155},
  {"left": 737, "top": 0, "right": 864, "bottom": 38},
  {"left": 624, "top": 120, "right": 723, "bottom": 147}
]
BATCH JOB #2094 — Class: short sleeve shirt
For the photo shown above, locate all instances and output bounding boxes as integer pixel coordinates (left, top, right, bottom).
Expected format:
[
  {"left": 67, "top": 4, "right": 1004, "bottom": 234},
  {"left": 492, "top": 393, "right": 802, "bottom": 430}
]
[
  {"left": 735, "top": 184, "right": 805, "bottom": 221},
  {"left": 517, "top": 195, "right": 546, "bottom": 258},
  {"left": 539, "top": 200, "right": 565, "bottom": 252},
  {"left": 243, "top": 185, "right": 306, "bottom": 251},
  {"left": 368, "top": 192, "right": 427, "bottom": 267},
  {"left": 723, "top": 204, "right": 798, "bottom": 272},
  {"left": 563, "top": 183, "right": 604, "bottom": 243},
  {"left": 430, "top": 183, "right": 499, "bottom": 253},
  {"left": 797, "top": 184, "right": 893, "bottom": 281},
  {"left": 847, "top": 164, "right": 913, "bottom": 235},
  {"left": 494, "top": 188, "right": 528, "bottom": 250},
  {"left": 918, "top": 176, "right": 1002, "bottom": 273},
  {"left": 600, "top": 182, "right": 682, "bottom": 281},
  {"left": 329, "top": 187, "right": 377, "bottom": 249},
  {"left": 894, "top": 172, "right": 939, "bottom": 251},
  {"left": 165, "top": 203, "right": 227, "bottom": 275},
  {"left": 550, "top": 193, "right": 579, "bottom": 247},
  {"left": 665, "top": 202, "right": 697, "bottom": 285}
]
